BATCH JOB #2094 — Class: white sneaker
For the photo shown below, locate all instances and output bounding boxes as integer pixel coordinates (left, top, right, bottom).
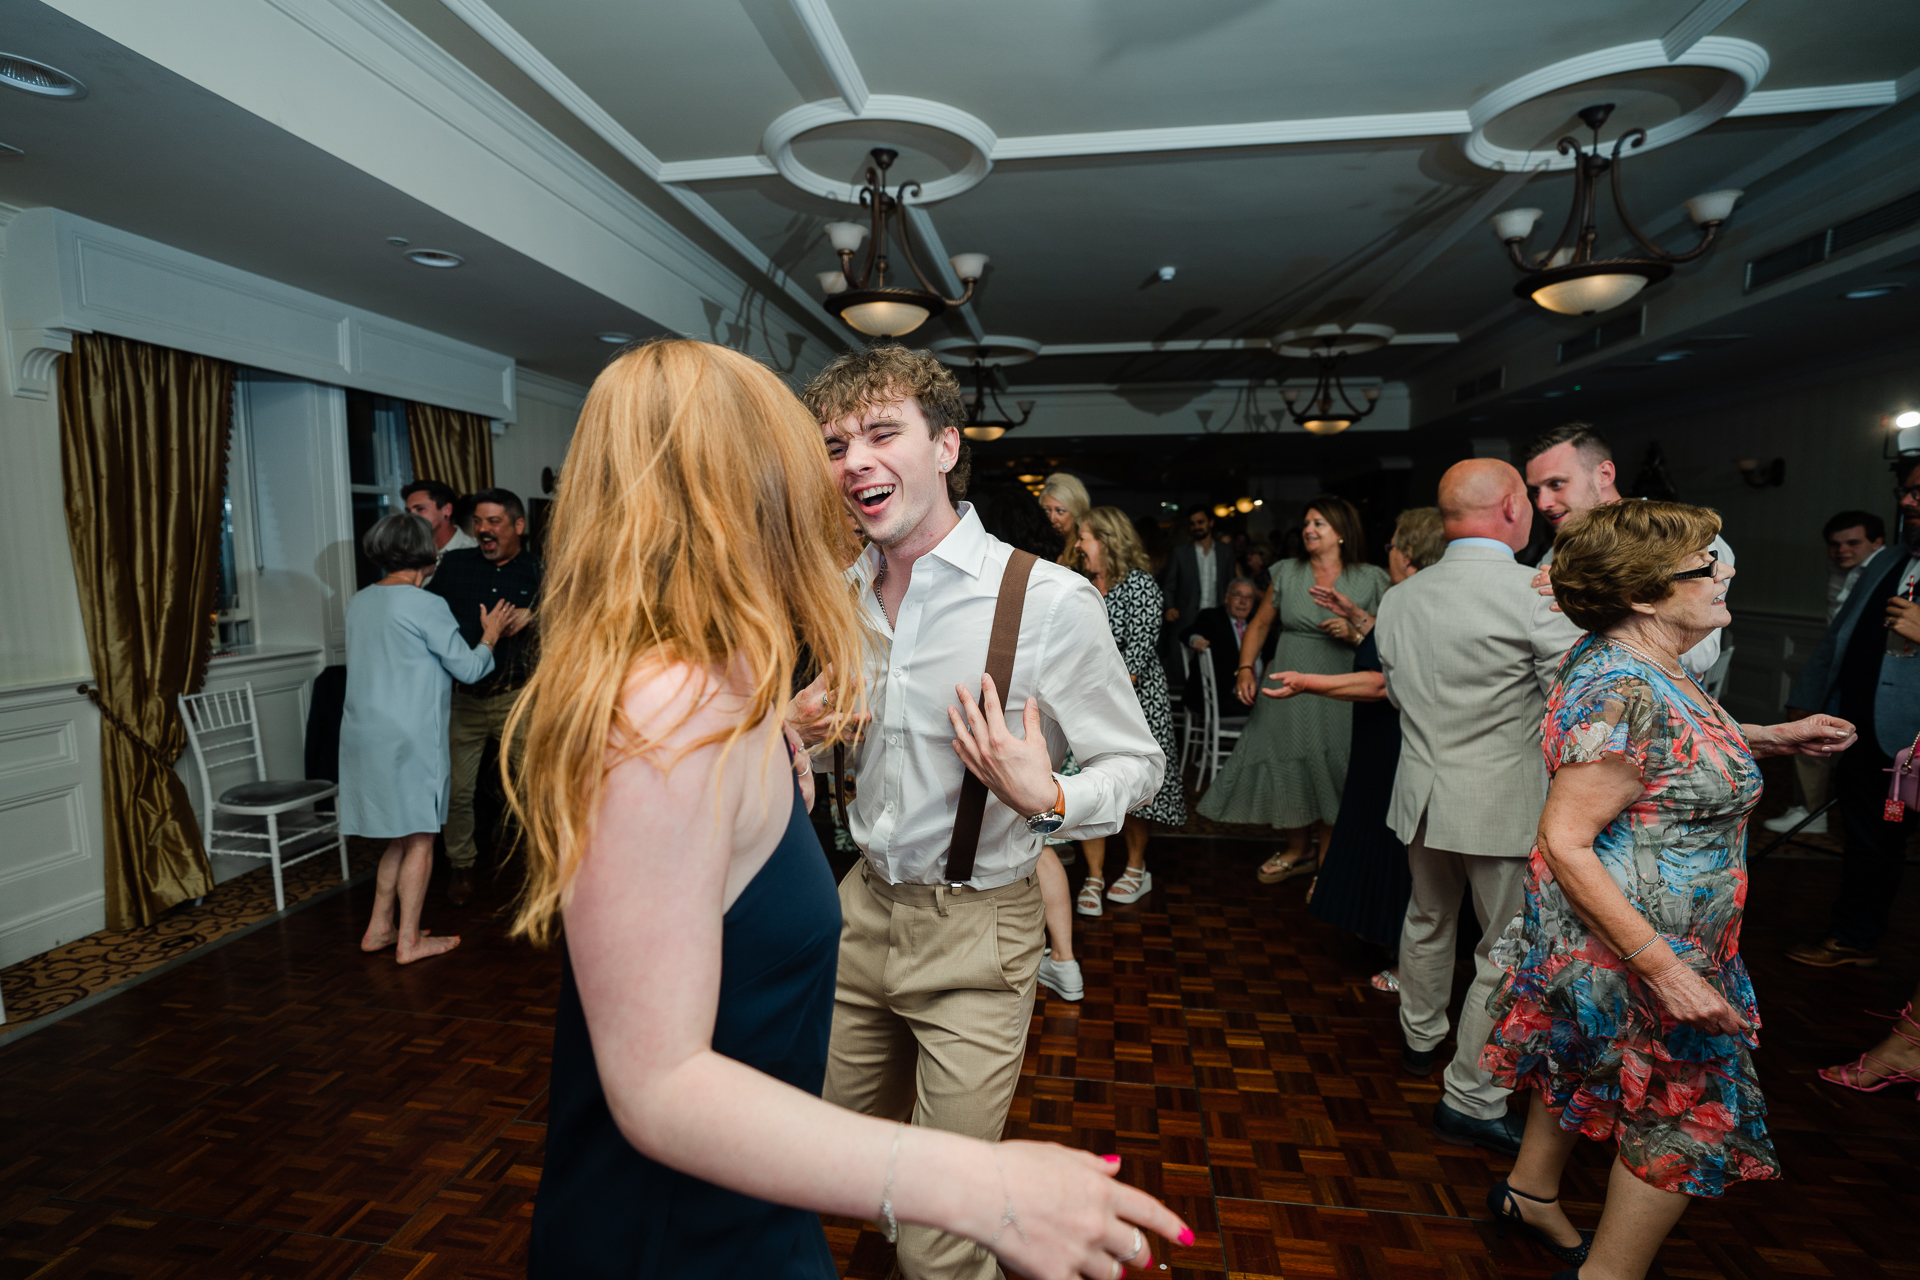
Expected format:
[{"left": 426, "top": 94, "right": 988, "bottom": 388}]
[
  {"left": 1763, "top": 806, "right": 1826, "bottom": 834},
  {"left": 1037, "top": 955, "right": 1084, "bottom": 1001}
]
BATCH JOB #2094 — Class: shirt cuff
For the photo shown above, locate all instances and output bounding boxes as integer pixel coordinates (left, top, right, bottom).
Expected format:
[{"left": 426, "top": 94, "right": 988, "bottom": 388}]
[{"left": 1055, "top": 770, "right": 1121, "bottom": 839}]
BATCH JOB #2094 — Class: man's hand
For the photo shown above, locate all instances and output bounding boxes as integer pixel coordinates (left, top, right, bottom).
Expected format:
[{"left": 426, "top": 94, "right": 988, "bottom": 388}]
[
  {"left": 785, "top": 666, "right": 868, "bottom": 749},
  {"left": 1189, "top": 635, "right": 1211, "bottom": 652},
  {"left": 947, "top": 674, "right": 1057, "bottom": 816},
  {"left": 1164, "top": 607, "right": 1180, "bottom": 622},
  {"left": 782, "top": 723, "right": 816, "bottom": 812},
  {"left": 1888, "top": 597, "right": 1920, "bottom": 644},
  {"left": 1261, "top": 670, "right": 1308, "bottom": 699},
  {"left": 503, "top": 606, "right": 535, "bottom": 637},
  {"left": 1531, "top": 564, "right": 1564, "bottom": 612}
]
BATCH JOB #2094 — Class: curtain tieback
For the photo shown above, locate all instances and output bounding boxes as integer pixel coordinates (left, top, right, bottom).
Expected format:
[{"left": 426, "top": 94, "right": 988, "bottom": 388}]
[{"left": 77, "top": 684, "right": 179, "bottom": 768}]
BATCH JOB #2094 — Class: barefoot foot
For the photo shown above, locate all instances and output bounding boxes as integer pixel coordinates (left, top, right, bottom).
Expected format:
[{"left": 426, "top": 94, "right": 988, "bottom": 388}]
[
  {"left": 395, "top": 933, "right": 458, "bottom": 964},
  {"left": 361, "top": 926, "right": 428, "bottom": 953}
]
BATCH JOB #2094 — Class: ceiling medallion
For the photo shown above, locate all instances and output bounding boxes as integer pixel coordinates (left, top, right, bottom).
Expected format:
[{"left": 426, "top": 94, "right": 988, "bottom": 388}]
[
  {"left": 815, "top": 148, "right": 988, "bottom": 338},
  {"left": 956, "top": 349, "right": 1036, "bottom": 442},
  {"left": 763, "top": 96, "right": 995, "bottom": 203},
  {"left": 1492, "top": 103, "right": 1739, "bottom": 315},
  {"left": 1270, "top": 325, "right": 1388, "bottom": 435}
]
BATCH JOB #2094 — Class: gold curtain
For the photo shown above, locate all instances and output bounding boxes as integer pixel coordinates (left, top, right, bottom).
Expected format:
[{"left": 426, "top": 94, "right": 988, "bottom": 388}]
[
  {"left": 59, "top": 332, "right": 235, "bottom": 930},
  {"left": 405, "top": 401, "right": 494, "bottom": 499}
]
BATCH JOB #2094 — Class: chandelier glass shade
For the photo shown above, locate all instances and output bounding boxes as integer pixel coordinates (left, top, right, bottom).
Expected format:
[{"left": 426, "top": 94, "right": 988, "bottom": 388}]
[
  {"left": 1280, "top": 346, "right": 1381, "bottom": 436},
  {"left": 959, "top": 356, "right": 1035, "bottom": 441},
  {"left": 817, "top": 148, "right": 987, "bottom": 338},
  {"left": 1492, "top": 104, "right": 1738, "bottom": 316}
]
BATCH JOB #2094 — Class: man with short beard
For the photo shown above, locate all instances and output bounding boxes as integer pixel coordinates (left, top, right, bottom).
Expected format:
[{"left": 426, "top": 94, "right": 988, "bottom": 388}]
[
  {"left": 795, "top": 346, "right": 1162, "bottom": 1280},
  {"left": 1783, "top": 459, "right": 1920, "bottom": 968}
]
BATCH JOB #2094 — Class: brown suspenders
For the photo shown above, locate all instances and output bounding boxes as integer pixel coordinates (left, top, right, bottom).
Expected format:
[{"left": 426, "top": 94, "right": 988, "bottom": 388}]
[{"left": 834, "top": 549, "right": 1040, "bottom": 886}]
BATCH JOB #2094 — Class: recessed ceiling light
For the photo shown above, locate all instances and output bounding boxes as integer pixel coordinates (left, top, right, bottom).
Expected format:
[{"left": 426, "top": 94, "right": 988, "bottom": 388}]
[
  {"left": 386, "top": 236, "right": 410, "bottom": 248},
  {"left": 1844, "top": 283, "right": 1905, "bottom": 300},
  {"left": 597, "top": 332, "right": 634, "bottom": 344},
  {"left": 0, "top": 53, "right": 87, "bottom": 99},
  {"left": 406, "top": 249, "right": 464, "bottom": 269},
  {"left": 1654, "top": 350, "right": 1693, "bottom": 362},
  {"left": 1157, "top": 266, "right": 1176, "bottom": 281}
]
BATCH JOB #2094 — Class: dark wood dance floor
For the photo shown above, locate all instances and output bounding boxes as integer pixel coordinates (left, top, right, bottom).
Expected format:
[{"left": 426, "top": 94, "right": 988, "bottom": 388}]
[{"left": 2, "top": 827, "right": 1916, "bottom": 1279}]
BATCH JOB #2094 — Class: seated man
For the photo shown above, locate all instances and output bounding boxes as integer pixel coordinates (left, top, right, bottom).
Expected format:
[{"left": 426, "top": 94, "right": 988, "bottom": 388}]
[{"left": 1180, "top": 577, "right": 1265, "bottom": 716}]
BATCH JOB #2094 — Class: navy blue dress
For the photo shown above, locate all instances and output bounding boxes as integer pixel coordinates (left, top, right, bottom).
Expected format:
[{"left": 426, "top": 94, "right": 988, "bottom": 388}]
[
  {"left": 530, "top": 784, "right": 841, "bottom": 1279},
  {"left": 1306, "top": 632, "right": 1413, "bottom": 951}
]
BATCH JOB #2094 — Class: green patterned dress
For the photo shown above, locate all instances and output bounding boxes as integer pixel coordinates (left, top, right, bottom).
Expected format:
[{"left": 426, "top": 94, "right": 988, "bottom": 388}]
[{"left": 1198, "top": 558, "right": 1388, "bottom": 829}]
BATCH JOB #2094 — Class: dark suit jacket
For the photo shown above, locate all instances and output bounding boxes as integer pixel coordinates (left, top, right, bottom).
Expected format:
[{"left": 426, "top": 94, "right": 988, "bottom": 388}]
[
  {"left": 1178, "top": 608, "right": 1272, "bottom": 717},
  {"left": 1789, "top": 549, "right": 1920, "bottom": 756},
  {"left": 1160, "top": 540, "right": 1237, "bottom": 628}
]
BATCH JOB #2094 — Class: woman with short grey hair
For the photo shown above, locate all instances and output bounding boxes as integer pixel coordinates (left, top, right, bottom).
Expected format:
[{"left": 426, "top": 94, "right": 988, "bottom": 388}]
[{"left": 340, "top": 512, "right": 509, "bottom": 963}]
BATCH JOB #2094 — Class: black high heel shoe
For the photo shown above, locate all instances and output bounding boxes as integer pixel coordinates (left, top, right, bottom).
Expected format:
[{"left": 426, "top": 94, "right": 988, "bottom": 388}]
[{"left": 1485, "top": 1180, "right": 1593, "bottom": 1266}]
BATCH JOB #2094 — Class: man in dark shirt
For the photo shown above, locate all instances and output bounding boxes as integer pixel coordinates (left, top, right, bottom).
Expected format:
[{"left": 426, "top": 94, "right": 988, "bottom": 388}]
[
  {"left": 427, "top": 487, "right": 542, "bottom": 905},
  {"left": 1179, "top": 577, "right": 1267, "bottom": 717}
]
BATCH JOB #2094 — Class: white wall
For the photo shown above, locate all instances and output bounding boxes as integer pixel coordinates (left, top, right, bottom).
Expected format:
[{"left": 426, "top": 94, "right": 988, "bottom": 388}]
[{"left": 492, "top": 369, "right": 585, "bottom": 505}]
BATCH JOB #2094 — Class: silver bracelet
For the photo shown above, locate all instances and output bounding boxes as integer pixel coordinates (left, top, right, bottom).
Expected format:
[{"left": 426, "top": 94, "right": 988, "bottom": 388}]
[
  {"left": 989, "top": 1144, "right": 1029, "bottom": 1246},
  {"left": 877, "top": 1122, "right": 903, "bottom": 1243},
  {"left": 1619, "top": 934, "right": 1660, "bottom": 963}
]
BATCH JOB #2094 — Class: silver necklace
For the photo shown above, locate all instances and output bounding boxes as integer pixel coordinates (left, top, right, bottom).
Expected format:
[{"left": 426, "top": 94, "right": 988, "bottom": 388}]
[
  {"left": 872, "top": 554, "right": 887, "bottom": 611},
  {"left": 1609, "top": 636, "right": 1689, "bottom": 682}
]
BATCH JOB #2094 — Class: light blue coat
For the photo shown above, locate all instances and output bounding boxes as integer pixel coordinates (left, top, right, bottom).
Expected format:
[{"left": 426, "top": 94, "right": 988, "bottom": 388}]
[
  {"left": 1787, "top": 551, "right": 1920, "bottom": 756},
  {"left": 338, "top": 585, "right": 495, "bottom": 838}
]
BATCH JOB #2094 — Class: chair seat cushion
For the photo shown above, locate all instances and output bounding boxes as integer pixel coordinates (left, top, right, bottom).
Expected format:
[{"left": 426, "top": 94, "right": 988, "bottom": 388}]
[{"left": 218, "top": 779, "right": 335, "bottom": 806}]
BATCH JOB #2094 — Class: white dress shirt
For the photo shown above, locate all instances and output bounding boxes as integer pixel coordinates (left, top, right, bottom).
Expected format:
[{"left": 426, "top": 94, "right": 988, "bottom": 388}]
[
  {"left": 1195, "top": 541, "right": 1219, "bottom": 616},
  {"left": 1830, "top": 544, "right": 1887, "bottom": 620},
  {"left": 839, "top": 505, "right": 1164, "bottom": 889}
]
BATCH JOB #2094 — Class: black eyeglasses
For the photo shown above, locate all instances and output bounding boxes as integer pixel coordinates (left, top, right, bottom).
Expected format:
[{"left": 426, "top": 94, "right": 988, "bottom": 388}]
[
  {"left": 1896, "top": 485, "right": 1920, "bottom": 502},
  {"left": 1672, "top": 549, "right": 1719, "bottom": 581}
]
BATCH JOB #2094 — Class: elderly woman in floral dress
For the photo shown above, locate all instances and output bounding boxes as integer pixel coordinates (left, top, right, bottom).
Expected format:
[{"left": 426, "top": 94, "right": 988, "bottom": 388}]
[{"left": 1479, "top": 501, "right": 1855, "bottom": 1280}]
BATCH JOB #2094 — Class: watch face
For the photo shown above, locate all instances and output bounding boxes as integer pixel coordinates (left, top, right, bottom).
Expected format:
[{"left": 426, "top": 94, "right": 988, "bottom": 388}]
[{"left": 1027, "top": 814, "right": 1065, "bottom": 835}]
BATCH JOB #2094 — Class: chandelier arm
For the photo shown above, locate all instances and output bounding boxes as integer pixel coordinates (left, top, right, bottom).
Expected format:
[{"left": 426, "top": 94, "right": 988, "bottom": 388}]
[
  {"left": 891, "top": 181, "right": 945, "bottom": 295},
  {"left": 1607, "top": 128, "right": 1678, "bottom": 262},
  {"left": 1533, "top": 136, "right": 1585, "bottom": 268},
  {"left": 846, "top": 179, "right": 881, "bottom": 289}
]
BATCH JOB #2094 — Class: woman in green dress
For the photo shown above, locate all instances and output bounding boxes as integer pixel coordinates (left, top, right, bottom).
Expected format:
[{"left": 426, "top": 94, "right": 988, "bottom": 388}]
[{"left": 1198, "top": 495, "right": 1387, "bottom": 882}]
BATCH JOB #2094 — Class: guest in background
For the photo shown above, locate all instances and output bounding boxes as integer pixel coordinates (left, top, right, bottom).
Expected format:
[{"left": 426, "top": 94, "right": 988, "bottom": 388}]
[
  {"left": 1482, "top": 500, "right": 1852, "bottom": 1279},
  {"left": 427, "top": 487, "right": 543, "bottom": 906},
  {"left": 339, "top": 513, "right": 507, "bottom": 964},
  {"left": 1767, "top": 509, "right": 1886, "bottom": 836},
  {"left": 1075, "top": 506, "right": 1185, "bottom": 917},
  {"left": 1161, "top": 504, "right": 1237, "bottom": 680},
  {"left": 1262, "top": 507, "right": 1445, "bottom": 990},
  {"left": 1135, "top": 513, "right": 1171, "bottom": 577},
  {"left": 1524, "top": 423, "right": 1734, "bottom": 678},
  {"left": 1200, "top": 496, "right": 1388, "bottom": 885},
  {"left": 1180, "top": 578, "right": 1265, "bottom": 718},
  {"left": 1783, "top": 460, "right": 1920, "bottom": 969},
  {"left": 402, "top": 479, "right": 477, "bottom": 557},
  {"left": 1038, "top": 472, "right": 1091, "bottom": 572},
  {"left": 1240, "top": 541, "right": 1274, "bottom": 594},
  {"left": 1373, "top": 460, "right": 1584, "bottom": 1156}
]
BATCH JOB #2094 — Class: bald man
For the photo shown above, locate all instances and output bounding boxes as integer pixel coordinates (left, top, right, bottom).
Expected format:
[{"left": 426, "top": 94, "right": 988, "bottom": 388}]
[{"left": 1373, "top": 459, "right": 1585, "bottom": 1156}]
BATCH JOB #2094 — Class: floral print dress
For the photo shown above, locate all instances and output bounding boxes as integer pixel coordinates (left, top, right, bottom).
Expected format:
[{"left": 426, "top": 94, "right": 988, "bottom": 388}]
[{"left": 1482, "top": 635, "right": 1780, "bottom": 1198}]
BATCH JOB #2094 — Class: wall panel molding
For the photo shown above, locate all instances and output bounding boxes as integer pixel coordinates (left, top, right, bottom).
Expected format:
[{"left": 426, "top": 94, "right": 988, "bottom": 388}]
[
  {"left": 3, "top": 207, "right": 516, "bottom": 418},
  {"left": 0, "top": 684, "right": 103, "bottom": 976}
]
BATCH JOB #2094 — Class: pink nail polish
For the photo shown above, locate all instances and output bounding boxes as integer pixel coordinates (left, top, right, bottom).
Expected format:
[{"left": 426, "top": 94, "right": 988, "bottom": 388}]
[
  {"left": 1102, "top": 1154, "right": 1122, "bottom": 1164},
  {"left": 1177, "top": 1227, "right": 1194, "bottom": 1247}
]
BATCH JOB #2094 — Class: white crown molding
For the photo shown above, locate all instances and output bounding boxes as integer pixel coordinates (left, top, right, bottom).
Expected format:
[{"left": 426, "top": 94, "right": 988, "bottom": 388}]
[
  {"left": 763, "top": 96, "right": 997, "bottom": 203},
  {"left": 1028, "top": 335, "right": 1457, "bottom": 358},
  {"left": 789, "top": 0, "right": 867, "bottom": 114},
  {"left": 657, "top": 155, "right": 779, "bottom": 183},
  {"left": 3, "top": 206, "right": 517, "bottom": 415},
  {"left": 515, "top": 367, "right": 589, "bottom": 408},
  {"left": 1462, "top": 39, "right": 1768, "bottom": 172},
  {"left": 1728, "top": 82, "right": 1901, "bottom": 116},
  {"left": 430, "top": 0, "right": 846, "bottom": 344},
  {"left": 991, "top": 111, "right": 1470, "bottom": 162},
  {"left": 1662, "top": 0, "right": 1749, "bottom": 61}
]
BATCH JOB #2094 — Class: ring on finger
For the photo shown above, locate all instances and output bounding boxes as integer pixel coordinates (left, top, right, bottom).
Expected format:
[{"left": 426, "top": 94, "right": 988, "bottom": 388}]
[{"left": 1118, "top": 1227, "right": 1145, "bottom": 1262}]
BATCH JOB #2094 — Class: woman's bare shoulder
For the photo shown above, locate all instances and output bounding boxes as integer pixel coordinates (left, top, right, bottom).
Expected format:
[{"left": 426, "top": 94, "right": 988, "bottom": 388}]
[{"left": 616, "top": 658, "right": 752, "bottom": 756}]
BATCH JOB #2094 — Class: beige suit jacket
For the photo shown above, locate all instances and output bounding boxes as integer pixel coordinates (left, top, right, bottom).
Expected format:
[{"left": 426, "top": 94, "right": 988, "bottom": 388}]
[{"left": 1374, "top": 542, "right": 1587, "bottom": 858}]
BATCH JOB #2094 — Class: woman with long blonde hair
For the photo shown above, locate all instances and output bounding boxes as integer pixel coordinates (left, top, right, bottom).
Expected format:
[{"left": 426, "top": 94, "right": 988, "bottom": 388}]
[
  {"left": 510, "top": 340, "right": 1185, "bottom": 1279},
  {"left": 1040, "top": 471, "right": 1092, "bottom": 571}
]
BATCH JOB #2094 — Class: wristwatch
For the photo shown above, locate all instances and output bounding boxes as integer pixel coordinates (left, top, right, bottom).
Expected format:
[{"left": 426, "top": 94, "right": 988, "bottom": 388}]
[{"left": 1025, "top": 780, "right": 1067, "bottom": 835}]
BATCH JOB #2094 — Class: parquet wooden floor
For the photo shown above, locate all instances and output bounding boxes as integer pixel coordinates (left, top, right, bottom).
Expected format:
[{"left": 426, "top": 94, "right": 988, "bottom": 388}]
[{"left": 2, "top": 824, "right": 1916, "bottom": 1280}]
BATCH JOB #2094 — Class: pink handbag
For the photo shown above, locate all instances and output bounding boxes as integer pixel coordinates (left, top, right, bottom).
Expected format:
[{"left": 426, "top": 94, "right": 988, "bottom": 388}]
[{"left": 1885, "top": 729, "right": 1920, "bottom": 821}]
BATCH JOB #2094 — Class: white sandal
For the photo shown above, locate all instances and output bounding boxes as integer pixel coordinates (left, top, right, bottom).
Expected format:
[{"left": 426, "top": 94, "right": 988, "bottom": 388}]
[
  {"left": 1106, "top": 867, "right": 1153, "bottom": 904},
  {"left": 1076, "top": 877, "right": 1105, "bottom": 917}
]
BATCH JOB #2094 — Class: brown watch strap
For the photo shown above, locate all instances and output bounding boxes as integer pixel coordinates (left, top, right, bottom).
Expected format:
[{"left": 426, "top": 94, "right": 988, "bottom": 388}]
[{"left": 944, "top": 550, "right": 1039, "bottom": 885}]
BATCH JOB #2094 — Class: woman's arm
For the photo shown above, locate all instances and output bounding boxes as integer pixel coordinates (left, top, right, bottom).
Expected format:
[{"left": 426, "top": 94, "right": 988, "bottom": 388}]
[
  {"left": 1234, "top": 585, "right": 1278, "bottom": 705},
  {"left": 569, "top": 667, "right": 1188, "bottom": 1274},
  {"left": 1260, "top": 670, "right": 1386, "bottom": 702},
  {"left": 1536, "top": 757, "right": 1750, "bottom": 1038},
  {"left": 1740, "top": 713, "right": 1856, "bottom": 758}
]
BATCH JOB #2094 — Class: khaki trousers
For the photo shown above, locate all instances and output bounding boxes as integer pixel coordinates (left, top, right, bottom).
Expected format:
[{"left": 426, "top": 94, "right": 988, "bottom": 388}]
[
  {"left": 1396, "top": 822, "right": 1528, "bottom": 1121},
  {"left": 446, "top": 687, "right": 519, "bottom": 871},
  {"left": 825, "top": 863, "right": 1044, "bottom": 1280}
]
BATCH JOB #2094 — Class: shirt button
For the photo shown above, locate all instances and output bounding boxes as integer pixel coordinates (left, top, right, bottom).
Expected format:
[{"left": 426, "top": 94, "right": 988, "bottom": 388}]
[
  {"left": 889, "top": 735, "right": 899, "bottom": 746},
  {"left": 891, "top": 668, "right": 902, "bottom": 678}
]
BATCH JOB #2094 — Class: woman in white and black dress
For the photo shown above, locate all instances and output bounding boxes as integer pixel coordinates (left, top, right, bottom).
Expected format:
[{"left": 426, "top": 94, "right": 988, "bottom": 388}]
[{"left": 1073, "top": 506, "right": 1184, "bottom": 916}]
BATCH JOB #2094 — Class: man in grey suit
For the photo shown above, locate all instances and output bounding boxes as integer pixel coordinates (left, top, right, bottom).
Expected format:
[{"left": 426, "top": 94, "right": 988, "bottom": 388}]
[
  {"left": 1783, "top": 457, "right": 1920, "bottom": 968},
  {"left": 1374, "top": 459, "right": 1585, "bottom": 1155},
  {"left": 1160, "top": 504, "right": 1238, "bottom": 678}
]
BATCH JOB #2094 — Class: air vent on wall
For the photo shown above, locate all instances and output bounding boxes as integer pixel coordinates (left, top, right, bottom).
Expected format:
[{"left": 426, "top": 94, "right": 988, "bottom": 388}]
[
  {"left": 1453, "top": 367, "right": 1504, "bottom": 405},
  {"left": 1556, "top": 309, "right": 1645, "bottom": 364},
  {"left": 1746, "top": 188, "right": 1920, "bottom": 292}
]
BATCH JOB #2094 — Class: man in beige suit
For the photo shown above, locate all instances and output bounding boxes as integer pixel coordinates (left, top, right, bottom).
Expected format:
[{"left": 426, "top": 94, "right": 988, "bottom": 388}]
[{"left": 1373, "top": 459, "right": 1584, "bottom": 1156}]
